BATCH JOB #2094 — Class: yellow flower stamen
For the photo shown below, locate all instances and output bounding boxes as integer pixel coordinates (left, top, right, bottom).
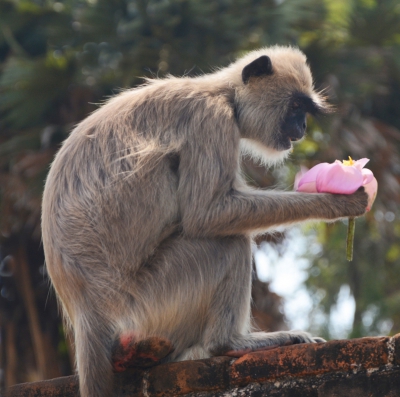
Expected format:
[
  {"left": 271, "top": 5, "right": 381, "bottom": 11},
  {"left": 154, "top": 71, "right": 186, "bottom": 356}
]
[{"left": 342, "top": 156, "right": 355, "bottom": 166}]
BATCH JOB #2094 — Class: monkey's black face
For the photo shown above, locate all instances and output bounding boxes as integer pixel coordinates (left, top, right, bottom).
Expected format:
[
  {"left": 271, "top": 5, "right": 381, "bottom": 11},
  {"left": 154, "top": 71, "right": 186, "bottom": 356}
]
[
  {"left": 278, "top": 94, "right": 320, "bottom": 150},
  {"left": 279, "top": 109, "right": 307, "bottom": 149}
]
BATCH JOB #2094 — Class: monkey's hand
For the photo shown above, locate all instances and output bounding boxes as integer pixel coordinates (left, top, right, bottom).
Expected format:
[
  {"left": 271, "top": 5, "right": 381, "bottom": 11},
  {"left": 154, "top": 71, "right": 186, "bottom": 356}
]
[
  {"left": 112, "top": 334, "right": 174, "bottom": 371},
  {"left": 218, "top": 331, "right": 325, "bottom": 358},
  {"left": 324, "top": 186, "right": 369, "bottom": 220}
]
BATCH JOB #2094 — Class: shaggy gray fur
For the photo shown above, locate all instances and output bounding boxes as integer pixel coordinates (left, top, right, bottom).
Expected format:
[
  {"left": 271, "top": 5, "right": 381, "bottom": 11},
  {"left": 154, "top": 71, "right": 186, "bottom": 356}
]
[{"left": 42, "top": 46, "right": 368, "bottom": 397}]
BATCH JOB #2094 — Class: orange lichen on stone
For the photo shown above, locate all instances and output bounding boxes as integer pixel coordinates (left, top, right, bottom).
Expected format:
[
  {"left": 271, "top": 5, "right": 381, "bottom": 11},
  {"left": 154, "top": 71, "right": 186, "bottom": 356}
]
[
  {"left": 147, "top": 356, "right": 231, "bottom": 397},
  {"left": 394, "top": 333, "right": 400, "bottom": 366},
  {"left": 230, "top": 337, "right": 390, "bottom": 386},
  {"left": 6, "top": 335, "right": 400, "bottom": 397}
]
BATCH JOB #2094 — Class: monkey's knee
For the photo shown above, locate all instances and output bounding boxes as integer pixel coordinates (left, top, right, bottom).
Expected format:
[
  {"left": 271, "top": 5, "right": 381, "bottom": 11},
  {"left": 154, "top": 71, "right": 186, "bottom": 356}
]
[{"left": 112, "top": 333, "right": 174, "bottom": 371}]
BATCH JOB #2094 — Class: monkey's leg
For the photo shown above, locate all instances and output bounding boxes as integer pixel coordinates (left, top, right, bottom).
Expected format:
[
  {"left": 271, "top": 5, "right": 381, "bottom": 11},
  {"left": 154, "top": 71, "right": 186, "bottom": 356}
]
[
  {"left": 130, "top": 235, "right": 259, "bottom": 361},
  {"left": 112, "top": 334, "right": 174, "bottom": 371},
  {"left": 197, "top": 236, "right": 325, "bottom": 358},
  {"left": 129, "top": 235, "right": 323, "bottom": 362}
]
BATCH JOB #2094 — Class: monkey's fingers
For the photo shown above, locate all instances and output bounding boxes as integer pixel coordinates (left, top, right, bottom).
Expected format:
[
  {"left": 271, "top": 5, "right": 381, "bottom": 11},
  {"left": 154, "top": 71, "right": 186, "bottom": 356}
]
[
  {"left": 223, "top": 344, "right": 280, "bottom": 358},
  {"left": 112, "top": 334, "right": 174, "bottom": 372}
]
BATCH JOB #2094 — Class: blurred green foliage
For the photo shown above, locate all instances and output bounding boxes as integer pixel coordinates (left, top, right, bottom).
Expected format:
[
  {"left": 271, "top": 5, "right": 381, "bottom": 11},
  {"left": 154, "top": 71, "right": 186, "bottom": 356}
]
[{"left": 1, "top": 0, "right": 400, "bottom": 385}]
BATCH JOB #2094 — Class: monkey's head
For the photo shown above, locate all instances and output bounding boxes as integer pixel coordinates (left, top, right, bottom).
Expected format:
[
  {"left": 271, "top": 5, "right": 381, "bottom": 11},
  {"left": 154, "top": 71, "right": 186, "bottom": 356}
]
[{"left": 234, "top": 47, "right": 329, "bottom": 164}]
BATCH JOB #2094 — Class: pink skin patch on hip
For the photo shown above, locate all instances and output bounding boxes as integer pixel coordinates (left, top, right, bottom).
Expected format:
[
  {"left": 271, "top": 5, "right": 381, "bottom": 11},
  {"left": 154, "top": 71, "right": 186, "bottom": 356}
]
[{"left": 112, "top": 333, "right": 174, "bottom": 372}]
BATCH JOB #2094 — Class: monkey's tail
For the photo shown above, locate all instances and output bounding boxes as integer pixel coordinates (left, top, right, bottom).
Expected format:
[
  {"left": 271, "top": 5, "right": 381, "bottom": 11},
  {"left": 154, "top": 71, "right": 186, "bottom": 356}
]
[{"left": 74, "top": 314, "right": 114, "bottom": 397}]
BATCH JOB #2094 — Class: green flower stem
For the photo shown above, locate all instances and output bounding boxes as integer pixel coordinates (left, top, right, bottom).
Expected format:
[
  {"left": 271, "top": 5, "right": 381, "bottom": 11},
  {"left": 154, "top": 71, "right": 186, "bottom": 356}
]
[{"left": 346, "top": 217, "right": 355, "bottom": 261}]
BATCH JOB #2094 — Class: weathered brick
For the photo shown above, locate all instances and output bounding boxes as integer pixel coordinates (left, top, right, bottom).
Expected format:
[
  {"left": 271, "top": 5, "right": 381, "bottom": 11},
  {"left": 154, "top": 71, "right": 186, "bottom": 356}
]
[
  {"left": 146, "top": 356, "right": 231, "bottom": 397},
  {"left": 230, "top": 337, "right": 389, "bottom": 386},
  {"left": 6, "top": 337, "right": 396, "bottom": 397},
  {"left": 318, "top": 369, "right": 400, "bottom": 397},
  {"left": 6, "top": 370, "right": 146, "bottom": 397},
  {"left": 6, "top": 375, "right": 79, "bottom": 397},
  {"left": 114, "top": 368, "right": 145, "bottom": 397}
]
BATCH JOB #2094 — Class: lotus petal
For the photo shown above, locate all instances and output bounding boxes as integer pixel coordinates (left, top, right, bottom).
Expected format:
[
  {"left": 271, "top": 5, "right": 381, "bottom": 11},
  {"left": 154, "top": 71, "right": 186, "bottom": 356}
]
[
  {"left": 364, "top": 177, "right": 378, "bottom": 211},
  {"left": 296, "top": 163, "right": 330, "bottom": 193},
  {"left": 354, "top": 158, "right": 370, "bottom": 170},
  {"left": 361, "top": 168, "right": 374, "bottom": 185},
  {"left": 316, "top": 162, "right": 363, "bottom": 194}
]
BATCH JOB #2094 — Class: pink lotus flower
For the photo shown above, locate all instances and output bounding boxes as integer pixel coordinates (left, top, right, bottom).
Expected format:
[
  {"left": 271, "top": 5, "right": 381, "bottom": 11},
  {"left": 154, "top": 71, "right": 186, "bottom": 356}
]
[{"left": 295, "top": 157, "right": 377, "bottom": 211}]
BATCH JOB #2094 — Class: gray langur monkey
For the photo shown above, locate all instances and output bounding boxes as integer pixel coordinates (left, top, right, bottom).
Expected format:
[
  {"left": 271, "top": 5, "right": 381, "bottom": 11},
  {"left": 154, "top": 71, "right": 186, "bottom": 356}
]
[{"left": 42, "top": 46, "right": 368, "bottom": 397}]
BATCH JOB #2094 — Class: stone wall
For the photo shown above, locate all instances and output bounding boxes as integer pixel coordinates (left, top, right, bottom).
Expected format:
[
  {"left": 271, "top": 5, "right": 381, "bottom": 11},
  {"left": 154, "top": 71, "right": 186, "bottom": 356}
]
[{"left": 7, "top": 334, "right": 400, "bottom": 396}]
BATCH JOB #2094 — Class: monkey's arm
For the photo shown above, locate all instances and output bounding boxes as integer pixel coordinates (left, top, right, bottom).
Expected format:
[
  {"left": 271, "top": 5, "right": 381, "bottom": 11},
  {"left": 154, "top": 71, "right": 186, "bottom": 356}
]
[
  {"left": 183, "top": 187, "right": 368, "bottom": 237},
  {"left": 178, "top": 134, "right": 368, "bottom": 237}
]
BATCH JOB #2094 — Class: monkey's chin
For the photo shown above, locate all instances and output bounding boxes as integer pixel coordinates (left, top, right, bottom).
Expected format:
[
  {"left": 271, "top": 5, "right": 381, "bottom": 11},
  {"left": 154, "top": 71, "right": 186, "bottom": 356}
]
[
  {"left": 279, "top": 139, "right": 293, "bottom": 151},
  {"left": 240, "top": 138, "right": 291, "bottom": 167}
]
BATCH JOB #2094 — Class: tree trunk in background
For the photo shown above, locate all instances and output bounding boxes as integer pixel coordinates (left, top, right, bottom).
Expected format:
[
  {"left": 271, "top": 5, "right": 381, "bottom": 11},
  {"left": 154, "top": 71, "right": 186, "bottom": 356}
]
[
  {"left": 14, "top": 247, "right": 60, "bottom": 380},
  {"left": 251, "top": 278, "right": 287, "bottom": 332},
  {"left": 5, "top": 322, "right": 17, "bottom": 388}
]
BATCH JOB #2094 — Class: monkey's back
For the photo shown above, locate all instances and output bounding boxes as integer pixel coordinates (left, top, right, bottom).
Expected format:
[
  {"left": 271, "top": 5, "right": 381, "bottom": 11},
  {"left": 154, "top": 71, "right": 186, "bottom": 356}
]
[{"left": 42, "top": 85, "right": 187, "bottom": 325}]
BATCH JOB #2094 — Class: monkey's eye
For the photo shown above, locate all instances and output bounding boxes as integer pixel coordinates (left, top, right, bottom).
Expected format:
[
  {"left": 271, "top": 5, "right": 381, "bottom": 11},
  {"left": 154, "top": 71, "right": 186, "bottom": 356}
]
[{"left": 292, "top": 101, "right": 301, "bottom": 110}]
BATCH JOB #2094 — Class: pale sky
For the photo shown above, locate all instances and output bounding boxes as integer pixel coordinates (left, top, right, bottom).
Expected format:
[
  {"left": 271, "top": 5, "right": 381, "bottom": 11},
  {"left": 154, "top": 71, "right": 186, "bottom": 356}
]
[{"left": 254, "top": 227, "right": 356, "bottom": 339}]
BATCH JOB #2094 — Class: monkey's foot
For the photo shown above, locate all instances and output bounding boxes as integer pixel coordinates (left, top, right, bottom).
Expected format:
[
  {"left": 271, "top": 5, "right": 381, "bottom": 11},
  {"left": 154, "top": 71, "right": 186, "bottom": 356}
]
[
  {"left": 112, "top": 334, "right": 174, "bottom": 372},
  {"left": 220, "top": 331, "right": 325, "bottom": 358}
]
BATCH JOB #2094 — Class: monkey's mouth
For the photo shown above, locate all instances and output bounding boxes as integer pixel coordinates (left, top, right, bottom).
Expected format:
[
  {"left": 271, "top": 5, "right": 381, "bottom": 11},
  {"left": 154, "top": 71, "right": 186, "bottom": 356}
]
[
  {"left": 276, "top": 133, "right": 304, "bottom": 151},
  {"left": 282, "top": 137, "right": 296, "bottom": 150},
  {"left": 288, "top": 134, "right": 304, "bottom": 146}
]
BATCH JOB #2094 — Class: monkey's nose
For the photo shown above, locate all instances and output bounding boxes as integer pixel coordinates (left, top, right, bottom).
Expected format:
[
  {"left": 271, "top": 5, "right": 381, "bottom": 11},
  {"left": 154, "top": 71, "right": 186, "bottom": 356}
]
[{"left": 290, "top": 125, "right": 306, "bottom": 142}]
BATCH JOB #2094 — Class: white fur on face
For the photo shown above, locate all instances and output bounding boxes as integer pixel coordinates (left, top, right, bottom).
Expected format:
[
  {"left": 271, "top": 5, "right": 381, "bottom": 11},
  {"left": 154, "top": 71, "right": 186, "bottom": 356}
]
[{"left": 240, "top": 138, "right": 291, "bottom": 168}]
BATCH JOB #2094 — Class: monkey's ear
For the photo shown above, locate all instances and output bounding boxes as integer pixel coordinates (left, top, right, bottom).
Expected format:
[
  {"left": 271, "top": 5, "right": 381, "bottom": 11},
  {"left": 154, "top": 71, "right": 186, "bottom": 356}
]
[{"left": 242, "top": 56, "right": 273, "bottom": 84}]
